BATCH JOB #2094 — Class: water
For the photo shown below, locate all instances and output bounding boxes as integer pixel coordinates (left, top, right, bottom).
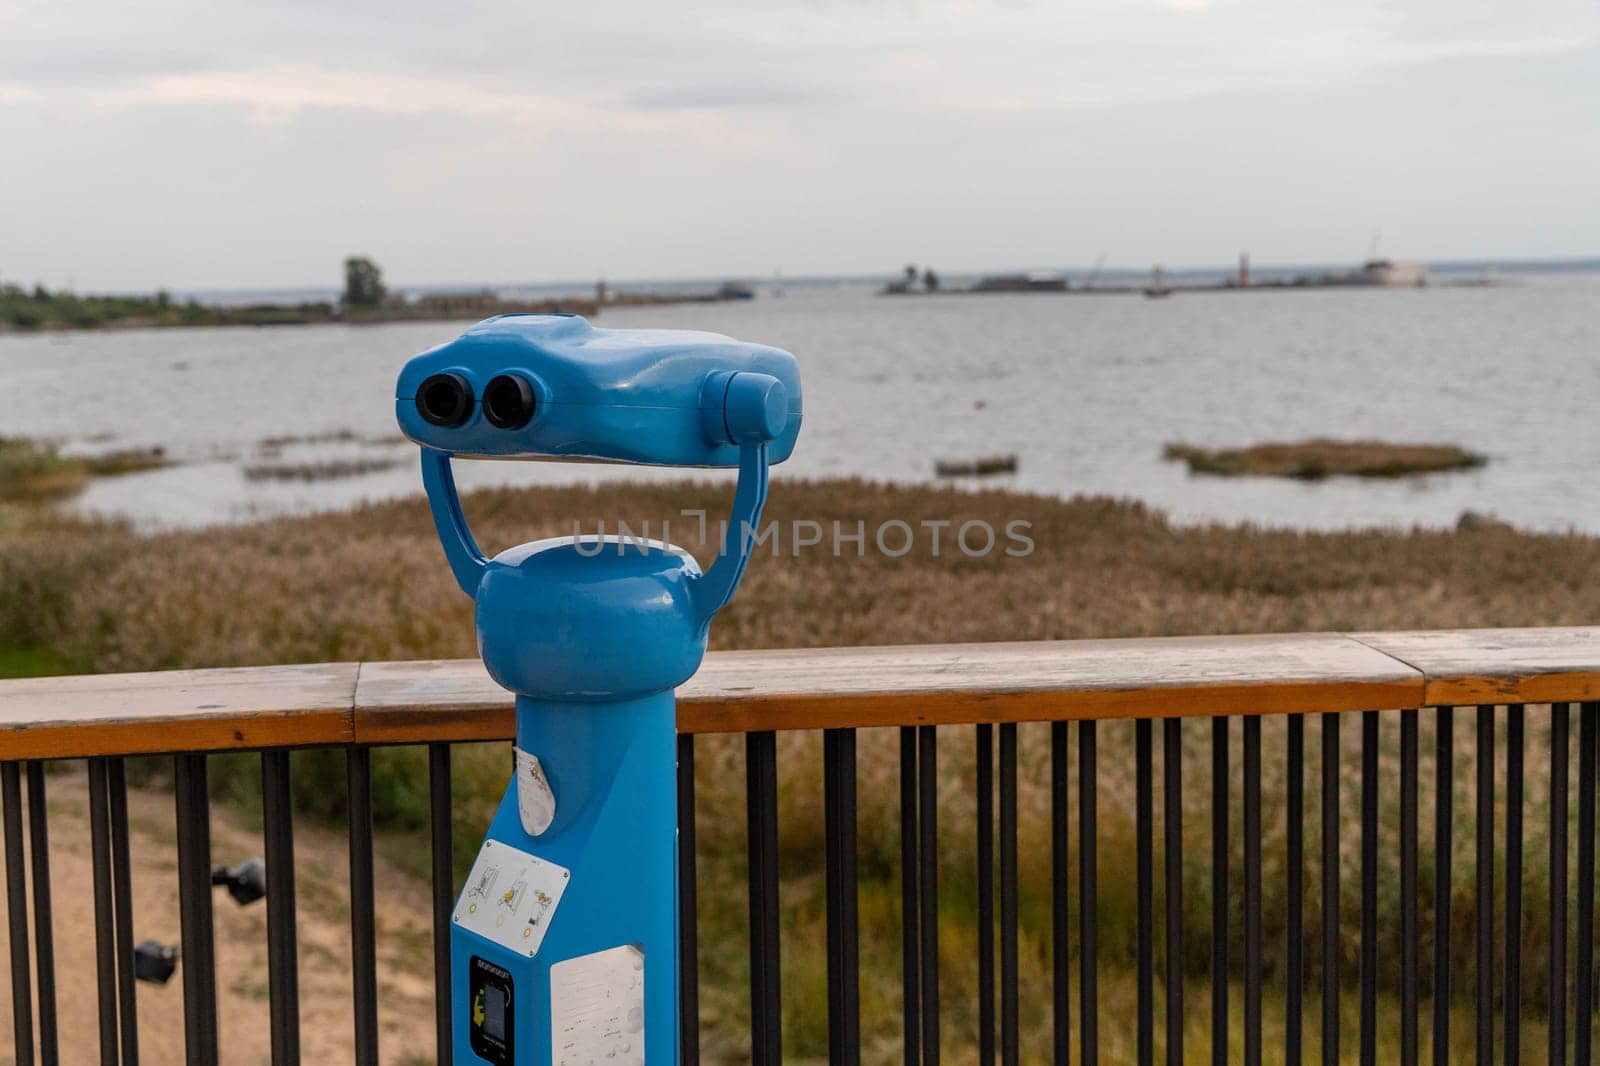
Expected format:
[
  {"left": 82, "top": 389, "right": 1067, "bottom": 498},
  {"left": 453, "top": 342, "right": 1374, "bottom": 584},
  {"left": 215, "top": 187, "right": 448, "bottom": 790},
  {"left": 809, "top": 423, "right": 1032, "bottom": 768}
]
[{"left": 2, "top": 274, "right": 1597, "bottom": 533}]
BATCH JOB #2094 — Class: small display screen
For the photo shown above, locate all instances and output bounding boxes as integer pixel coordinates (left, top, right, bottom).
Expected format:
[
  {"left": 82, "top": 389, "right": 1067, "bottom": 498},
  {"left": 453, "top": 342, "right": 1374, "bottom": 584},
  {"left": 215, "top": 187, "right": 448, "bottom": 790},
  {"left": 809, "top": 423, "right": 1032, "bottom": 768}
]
[
  {"left": 482, "top": 984, "right": 507, "bottom": 1041},
  {"left": 469, "top": 955, "right": 514, "bottom": 1064}
]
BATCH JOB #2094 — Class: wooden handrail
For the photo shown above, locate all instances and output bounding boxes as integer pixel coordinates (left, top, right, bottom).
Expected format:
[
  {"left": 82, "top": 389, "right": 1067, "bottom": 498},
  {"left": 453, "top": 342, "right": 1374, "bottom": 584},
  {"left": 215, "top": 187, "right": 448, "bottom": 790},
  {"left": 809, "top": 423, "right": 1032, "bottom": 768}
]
[{"left": 1, "top": 628, "right": 1597, "bottom": 760}]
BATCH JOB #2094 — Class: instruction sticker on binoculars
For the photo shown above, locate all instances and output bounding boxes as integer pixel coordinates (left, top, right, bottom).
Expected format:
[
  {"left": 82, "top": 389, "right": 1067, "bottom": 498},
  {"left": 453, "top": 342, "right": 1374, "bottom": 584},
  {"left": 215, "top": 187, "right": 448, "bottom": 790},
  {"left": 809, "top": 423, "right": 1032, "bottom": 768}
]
[
  {"left": 552, "top": 944, "right": 646, "bottom": 1066},
  {"left": 453, "top": 838, "right": 571, "bottom": 957}
]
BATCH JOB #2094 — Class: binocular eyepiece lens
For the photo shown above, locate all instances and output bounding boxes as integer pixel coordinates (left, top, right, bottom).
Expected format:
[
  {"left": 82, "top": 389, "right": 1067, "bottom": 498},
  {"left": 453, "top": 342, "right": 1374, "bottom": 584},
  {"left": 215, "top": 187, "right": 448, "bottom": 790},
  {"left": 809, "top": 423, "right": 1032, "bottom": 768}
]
[
  {"left": 483, "top": 374, "right": 536, "bottom": 430},
  {"left": 417, "top": 373, "right": 473, "bottom": 427}
]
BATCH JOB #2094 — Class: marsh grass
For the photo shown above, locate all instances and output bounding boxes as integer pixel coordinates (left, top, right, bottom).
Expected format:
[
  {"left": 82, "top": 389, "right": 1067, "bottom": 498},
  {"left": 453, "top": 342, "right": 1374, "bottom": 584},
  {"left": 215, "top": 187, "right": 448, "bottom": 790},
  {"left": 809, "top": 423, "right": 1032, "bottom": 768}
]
[
  {"left": 0, "top": 437, "right": 89, "bottom": 501},
  {"left": 0, "top": 436, "right": 169, "bottom": 501},
  {"left": 85, "top": 445, "right": 171, "bottom": 477},
  {"left": 241, "top": 456, "right": 406, "bottom": 481},
  {"left": 1164, "top": 440, "right": 1487, "bottom": 480},
  {"left": 256, "top": 430, "right": 362, "bottom": 450},
  {"left": 3, "top": 477, "right": 1598, "bottom": 1062}
]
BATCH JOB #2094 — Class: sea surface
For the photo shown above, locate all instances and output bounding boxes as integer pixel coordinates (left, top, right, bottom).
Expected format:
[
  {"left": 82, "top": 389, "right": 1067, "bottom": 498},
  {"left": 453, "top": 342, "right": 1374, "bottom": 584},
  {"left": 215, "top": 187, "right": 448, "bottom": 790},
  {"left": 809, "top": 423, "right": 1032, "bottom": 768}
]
[{"left": 2, "top": 273, "right": 1597, "bottom": 534}]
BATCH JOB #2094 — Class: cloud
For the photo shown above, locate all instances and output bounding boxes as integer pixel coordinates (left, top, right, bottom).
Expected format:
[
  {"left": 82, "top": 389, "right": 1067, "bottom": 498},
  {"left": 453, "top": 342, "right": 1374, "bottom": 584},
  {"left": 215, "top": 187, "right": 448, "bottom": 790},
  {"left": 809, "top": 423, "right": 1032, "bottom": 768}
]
[
  {"left": 0, "top": 0, "right": 1596, "bottom": 288},
  {"left": 3, "top": 0, "right": 1595, "bottom": 124},
  {"left": 104, "top": 68, "right": 601, "bottom": 128},
  {"left": 626, "top": 81, "right": 845, "bottom": 112}
]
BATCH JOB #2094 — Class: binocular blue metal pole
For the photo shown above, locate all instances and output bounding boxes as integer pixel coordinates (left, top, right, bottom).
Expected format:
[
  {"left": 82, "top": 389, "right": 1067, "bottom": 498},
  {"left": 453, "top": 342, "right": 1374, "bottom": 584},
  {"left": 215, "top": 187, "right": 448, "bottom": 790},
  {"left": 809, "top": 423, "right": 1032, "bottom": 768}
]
[{"left": 397, "top": 313, "right": 801, "bottom": 1065}]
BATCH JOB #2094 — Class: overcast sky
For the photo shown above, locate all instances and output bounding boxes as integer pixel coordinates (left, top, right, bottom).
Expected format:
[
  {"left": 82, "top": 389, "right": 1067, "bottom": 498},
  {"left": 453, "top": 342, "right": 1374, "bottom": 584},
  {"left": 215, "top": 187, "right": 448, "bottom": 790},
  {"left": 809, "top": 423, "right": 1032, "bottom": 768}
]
[{"left": 3, "top": 0, "right": 1597, "bottom": 291}]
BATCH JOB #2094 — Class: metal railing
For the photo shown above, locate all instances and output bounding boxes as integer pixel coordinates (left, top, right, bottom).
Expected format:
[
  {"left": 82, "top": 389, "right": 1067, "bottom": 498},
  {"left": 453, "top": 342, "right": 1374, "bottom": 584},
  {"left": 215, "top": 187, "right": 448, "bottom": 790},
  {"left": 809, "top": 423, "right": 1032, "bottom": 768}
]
[{"left": 1, "top": 627, "right": 1599, "bottom": 1065}]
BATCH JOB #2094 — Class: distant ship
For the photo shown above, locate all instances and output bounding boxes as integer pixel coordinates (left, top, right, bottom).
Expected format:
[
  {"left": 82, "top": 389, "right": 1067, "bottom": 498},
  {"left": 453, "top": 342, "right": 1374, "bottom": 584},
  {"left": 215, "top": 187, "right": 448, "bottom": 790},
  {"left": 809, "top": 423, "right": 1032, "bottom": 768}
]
[
  {"left": 1143, "top": 265, "right": 1172, "bottom": 298},
  {"left": 970, "top": 272, "right": 1068, "bottom": 293},
  {"left": 1310, "top": 259, "right": 1428, "bottom": 288},
  {"left": 717, "top": 281, "right": 756, "bottom": 300},
  {"left": 1343, "top": 259, "right": 1427, "bottom": 287}
]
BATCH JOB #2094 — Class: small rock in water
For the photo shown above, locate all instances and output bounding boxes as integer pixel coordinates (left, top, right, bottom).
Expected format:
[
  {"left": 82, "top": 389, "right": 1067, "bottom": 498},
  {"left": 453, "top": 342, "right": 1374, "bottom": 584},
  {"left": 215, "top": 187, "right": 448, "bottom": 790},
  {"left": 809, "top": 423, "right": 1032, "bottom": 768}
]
[
  {"left": 1457, "top": 510, "right": 1512, "bottom": 532},
  {"left": 935, "top": 454, "right": 1017, "bottom": 477}
]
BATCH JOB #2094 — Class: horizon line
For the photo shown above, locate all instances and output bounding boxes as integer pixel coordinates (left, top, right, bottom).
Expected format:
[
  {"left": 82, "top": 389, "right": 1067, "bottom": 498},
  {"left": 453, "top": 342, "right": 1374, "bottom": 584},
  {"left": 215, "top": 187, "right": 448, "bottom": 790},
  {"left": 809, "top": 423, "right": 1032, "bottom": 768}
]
[{"left": 7, "top": 252, "right": 1598, "bottom": 299}]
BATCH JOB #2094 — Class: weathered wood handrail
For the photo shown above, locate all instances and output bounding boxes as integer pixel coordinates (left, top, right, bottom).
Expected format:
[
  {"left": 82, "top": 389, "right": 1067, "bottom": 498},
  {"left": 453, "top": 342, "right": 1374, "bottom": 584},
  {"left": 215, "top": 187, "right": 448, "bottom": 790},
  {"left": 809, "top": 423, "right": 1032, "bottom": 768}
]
[
  {"left": 0, "top": 627, "right": 1597, "bottom": 759},
  {"left": 5, "top": 627, "right": 1600, "bottom": 1066}
]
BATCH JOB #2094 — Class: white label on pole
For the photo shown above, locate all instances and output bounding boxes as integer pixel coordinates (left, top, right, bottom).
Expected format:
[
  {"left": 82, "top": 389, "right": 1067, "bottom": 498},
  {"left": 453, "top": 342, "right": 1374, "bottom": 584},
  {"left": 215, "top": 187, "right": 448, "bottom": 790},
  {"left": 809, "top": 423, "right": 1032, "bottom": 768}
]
[
  {"left": 452, "top": 838, "right": 570, "bottom": 958},
  {"left": 551, "top": 944, "right": 645, "bottom": 1066},
  {"left": 516, "top": 748, "right": 557, "bottom": 836}
]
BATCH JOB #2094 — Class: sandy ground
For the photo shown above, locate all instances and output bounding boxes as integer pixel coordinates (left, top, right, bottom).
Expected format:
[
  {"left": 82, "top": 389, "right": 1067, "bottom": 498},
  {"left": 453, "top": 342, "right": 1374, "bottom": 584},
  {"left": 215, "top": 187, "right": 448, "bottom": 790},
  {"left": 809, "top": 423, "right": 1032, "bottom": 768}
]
[{"left": 1, "top": 767, "right": 439, "bottom": 1065}]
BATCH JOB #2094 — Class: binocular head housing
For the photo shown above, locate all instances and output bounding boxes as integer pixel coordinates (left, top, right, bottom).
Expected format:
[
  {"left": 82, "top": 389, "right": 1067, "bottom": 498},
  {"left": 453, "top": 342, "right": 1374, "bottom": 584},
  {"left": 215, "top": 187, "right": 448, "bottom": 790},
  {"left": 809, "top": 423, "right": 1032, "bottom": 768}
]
[
  {"left": 396, "top": 313, "right": 801, "bottom": 466},
  {"left": 397, "top": 312, "right": 801, "bottom": 700}
]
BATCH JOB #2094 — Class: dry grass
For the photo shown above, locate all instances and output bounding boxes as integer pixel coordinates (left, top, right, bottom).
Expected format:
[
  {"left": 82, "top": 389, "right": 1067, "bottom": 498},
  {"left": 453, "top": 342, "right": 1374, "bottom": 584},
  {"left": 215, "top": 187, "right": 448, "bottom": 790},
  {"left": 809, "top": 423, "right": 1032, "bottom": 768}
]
[
  {"left": 1164, "top": 439, "right": 1487, "bottom": 480},
  {"left": 5, "top": 474, "right": 1593, "bottom": 674},
  {"left": 3, "top": 478, "right": 1598, "bottom": 1063}
]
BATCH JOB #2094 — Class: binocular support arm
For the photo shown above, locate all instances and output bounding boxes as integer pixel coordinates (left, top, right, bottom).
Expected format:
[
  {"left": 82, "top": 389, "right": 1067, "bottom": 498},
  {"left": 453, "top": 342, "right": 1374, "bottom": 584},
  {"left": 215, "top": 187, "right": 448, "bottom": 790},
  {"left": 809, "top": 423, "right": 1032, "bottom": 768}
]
[
  {"left": 421, "top": 448, "right": 489, "bottom": 598},
  {"left": 692, "top": 439, "right": 770, "bottom": 633},
  {"left": 422, "top": 432, "right": 772, "bottom": 622}
]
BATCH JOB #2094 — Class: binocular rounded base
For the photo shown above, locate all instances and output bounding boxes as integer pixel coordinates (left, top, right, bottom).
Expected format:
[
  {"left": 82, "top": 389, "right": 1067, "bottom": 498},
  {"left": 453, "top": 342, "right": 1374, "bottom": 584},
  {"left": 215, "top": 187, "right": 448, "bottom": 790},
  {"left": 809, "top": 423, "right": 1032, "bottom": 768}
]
[{"left": 476, "top": 537, "right": 709, "bottom": 702}]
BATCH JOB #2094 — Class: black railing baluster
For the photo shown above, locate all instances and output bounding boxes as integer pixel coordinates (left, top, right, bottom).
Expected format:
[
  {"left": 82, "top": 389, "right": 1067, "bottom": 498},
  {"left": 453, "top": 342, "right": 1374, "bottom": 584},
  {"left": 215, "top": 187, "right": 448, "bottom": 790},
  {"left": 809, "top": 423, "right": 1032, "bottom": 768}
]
[
  {"left": 1244, "top": 715, "right": 1262, "bottom": 1066},
  {"left": 1434, "top": 707, "right": 1455, "bottom": 1066},
  {"left": 901, "top": 726, "right": 920, "bottom": 1066},
  {"left": 1361, "top": 711, "right": 1377, "bottom": 1066},
  {"left": 25, "top": 763, "right": 57, "bottom": 1066},
  {"left": 1476, "top": 706, "right": 1495, "bottom": 1066},
  {"left": 1164, "top": 718, "right": 1183, "bottom": 1066},
  {"left": 430, "top": 742, "right": 454, "bottom": 1066},
  {"left": 1550, "top": 704, "right": 1569, "bottom": 1066},
  {"left": 107, "top": 760, "right": 139, "bottom": 1066},
  {"left": 1287, "top": 715, "right": 1304, "bottom": 1066},
  {"left": 1322, "top": 713, "right": 1339, "bottom": 1066},
  {"left": 1137, "top": 719, "right": 1154, "bottom": 1066},
  {"left": 1001, "top": 723, "right": 1019, "bottom": 1066},
  {"left": 89, "top": 758, "right": 118, "bottom": 1066},
  {"left": 1078, "top": 720, "right": 1096, "bottom": 1066},
  {"left": 977, "top": 725, "right": 995, "bottom": 1066},
  {"left": 347, "top": 747, "right": 378, "bottom": 1066},
  {"left": 1400, "top": 710, "right": 1418, "bottom": 1066},
  {"left": 174, "top": 752, "right": 219, "bottom": 1066},
  {"left": 1506, "top": 704, "right": 1524, "bottom": 1066},
  {"left": 262, "top": 749, "right": 301, "bottom": 1066},
  {"left": 824, "top": 728, "right": 860, "bottom": 1066},
  {"left": 3, "top": 762, "right": 33, "bottom": 1066},
  {"left": 1576, "top": 703, "right": 1595, "bottom": 1066},
  {"left": 1052, "top": 721, "right": 1070, "bottom": 1066},
  {"left": 746, "top": 730, "right": 782, "bottom": 1066},
  {"left": 918, "top": 726, "right": 940, "bottom": 1066},
  {"left": 1212, "top": 717, "right": 1228, "bottom": 1066},
  {"left": 18, "top": 673, "right": 1600, "bottom": 1066},
  {"left": 677, "top": 735, "right": 698, "bottom": 1066}
]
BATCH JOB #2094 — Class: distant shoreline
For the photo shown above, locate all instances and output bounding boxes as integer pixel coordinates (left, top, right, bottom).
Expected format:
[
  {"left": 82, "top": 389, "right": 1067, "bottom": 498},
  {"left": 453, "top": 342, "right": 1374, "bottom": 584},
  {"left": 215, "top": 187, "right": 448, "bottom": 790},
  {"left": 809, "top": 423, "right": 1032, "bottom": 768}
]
[
  {"left": 13, "top": 254, "right": 1597, "bottom": 317},
  {"left": 0, "top": 302, "right": 598, "bottom": 335},
  {"left": 0, "top": 287, "right": 767, "bottom": 336},
  {"left": 0, "top": 289, "right": 605, "bottom": 335}
]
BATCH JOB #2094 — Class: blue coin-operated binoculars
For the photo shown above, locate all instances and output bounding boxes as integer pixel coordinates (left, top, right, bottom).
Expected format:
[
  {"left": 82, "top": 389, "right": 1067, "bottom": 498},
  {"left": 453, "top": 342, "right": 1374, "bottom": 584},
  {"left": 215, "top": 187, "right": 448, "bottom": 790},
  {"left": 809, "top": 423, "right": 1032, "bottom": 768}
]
[{"left": 396, "top": 313, "right": 800, "bottom": 1065}]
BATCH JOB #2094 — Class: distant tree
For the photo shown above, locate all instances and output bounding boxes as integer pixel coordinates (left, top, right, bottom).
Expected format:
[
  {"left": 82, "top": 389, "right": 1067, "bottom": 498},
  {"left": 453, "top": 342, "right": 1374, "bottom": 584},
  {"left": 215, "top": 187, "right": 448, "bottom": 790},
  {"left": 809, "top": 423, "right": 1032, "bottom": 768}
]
[
  {"left": 343, "top": 256, "right": 386, "bottom": 308},
  {"left": 31, "top": 284, "right": 49, "bottom": 302},
  {"left": 904, "top": 264, "right": 917, "bottom": 284},
  {"left": 155, "top": 289, "right": 171, "bottom": 310},
  {"left": 923, "top": 268, "right": 940, "bottom": 292}
]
